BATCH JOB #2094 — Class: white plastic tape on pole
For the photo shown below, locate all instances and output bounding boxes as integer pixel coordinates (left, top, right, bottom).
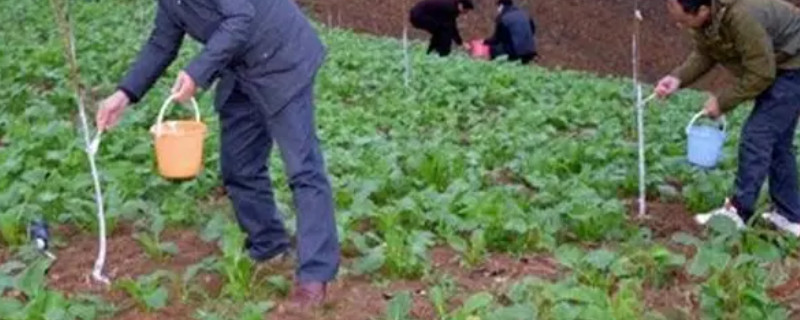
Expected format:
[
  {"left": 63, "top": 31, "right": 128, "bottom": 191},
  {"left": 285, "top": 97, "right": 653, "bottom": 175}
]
[
  {"left": 633, "top": 8, "right": 647, "bottom": 216},
  {"left": 71, "top": 28, "right": 109, "bottom": 285},
  {"left": 403, "top": 24, "right": 410, "bottom": 88},
  {"left": 49, "top": 0, "right": 110, "bottom": 285}
]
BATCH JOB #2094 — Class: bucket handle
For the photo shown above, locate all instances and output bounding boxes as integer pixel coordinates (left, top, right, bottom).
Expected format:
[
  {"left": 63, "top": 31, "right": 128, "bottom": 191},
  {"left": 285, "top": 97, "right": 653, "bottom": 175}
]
[
  {"left": 685, "top": 111, "right": 727, "bottom": 135},
  {"left": 154, "top": 95, "right": 201, "bottom": 136}
]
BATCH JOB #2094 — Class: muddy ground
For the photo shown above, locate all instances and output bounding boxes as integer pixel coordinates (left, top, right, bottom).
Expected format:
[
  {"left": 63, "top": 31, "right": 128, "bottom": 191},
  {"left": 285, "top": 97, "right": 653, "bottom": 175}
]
[
  {"left": 297, "top": 0, "right": 800, "bottom": 92},
  {"left": 9, "top": 2, "right": 800, "bottom": 317},
  {"left": 31, "top": 224, "right": 565, "bottom": 320}
]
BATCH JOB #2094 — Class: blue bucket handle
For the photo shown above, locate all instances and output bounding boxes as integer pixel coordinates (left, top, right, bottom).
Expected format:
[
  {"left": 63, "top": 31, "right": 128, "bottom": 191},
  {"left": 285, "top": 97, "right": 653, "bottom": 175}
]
[{"left": 685, "top": 111, "right": 727, "bottom": 135}]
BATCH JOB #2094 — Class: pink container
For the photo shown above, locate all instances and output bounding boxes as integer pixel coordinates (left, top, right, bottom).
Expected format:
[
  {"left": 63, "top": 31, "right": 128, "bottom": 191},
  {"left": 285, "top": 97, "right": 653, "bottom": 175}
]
[{"left": 469, "top": 40, "right": 490, "bottom": 60}]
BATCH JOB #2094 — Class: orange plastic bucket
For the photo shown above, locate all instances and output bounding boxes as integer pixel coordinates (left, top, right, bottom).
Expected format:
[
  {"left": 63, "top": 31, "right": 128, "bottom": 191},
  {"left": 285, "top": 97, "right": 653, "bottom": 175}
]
[{"left": 149, "top": 96, "right": 207, "bottom": 179}]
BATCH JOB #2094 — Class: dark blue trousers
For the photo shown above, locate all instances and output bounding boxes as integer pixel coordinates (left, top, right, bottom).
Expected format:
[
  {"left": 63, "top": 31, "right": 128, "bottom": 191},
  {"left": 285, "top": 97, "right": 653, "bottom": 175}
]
[
  {"left": 732, "top": 69, "right": 800, "bottom": 224},
  {"left": 218, "top": 80, "right": 339, "bottom": 283}
]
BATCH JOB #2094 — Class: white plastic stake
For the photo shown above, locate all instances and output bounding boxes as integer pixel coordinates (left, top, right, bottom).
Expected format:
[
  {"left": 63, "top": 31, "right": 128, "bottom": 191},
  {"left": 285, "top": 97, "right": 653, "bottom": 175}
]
[
  {"left": 84, "top": 126, "right": 109, "bottom": 285},
  {"left": 403, "top": 24, "right": 411, "bottom": 88},
  {"left": 633, "top": 7, "right": 646, "bottom": 216},
  {"left": 636, "top": 84, "right": 646, "bottom": 217},
  {"left": 402, "top": 0, "right": 411, "bottom": 89}
]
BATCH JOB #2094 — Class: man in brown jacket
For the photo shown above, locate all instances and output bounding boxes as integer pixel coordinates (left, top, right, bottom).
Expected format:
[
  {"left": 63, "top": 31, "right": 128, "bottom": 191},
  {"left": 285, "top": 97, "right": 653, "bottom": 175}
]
[{"left": 656, "top": 0, "right": 800, "bottom": 235}]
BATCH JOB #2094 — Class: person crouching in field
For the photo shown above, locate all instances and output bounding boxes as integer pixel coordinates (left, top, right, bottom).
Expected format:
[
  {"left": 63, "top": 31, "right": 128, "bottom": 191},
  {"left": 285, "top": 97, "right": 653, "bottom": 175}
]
[
  {"left": 656, "top": 0, "right": 800, "bottom": 236},
  {"left": 95, "top": 0, "right": 340, "bottom": 307},
  {"left": 409, "top": 0, "right": 474, "bottom": 57},
  {"left": 483, "top": 0, "right": 538, "bottom": 64}
]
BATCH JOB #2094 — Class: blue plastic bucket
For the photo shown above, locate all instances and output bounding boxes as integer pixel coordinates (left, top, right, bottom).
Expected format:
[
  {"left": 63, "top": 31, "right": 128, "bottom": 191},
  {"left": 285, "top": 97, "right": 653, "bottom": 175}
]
[{"left": 686, "top": 111, "right": 727, "bottom": 168}]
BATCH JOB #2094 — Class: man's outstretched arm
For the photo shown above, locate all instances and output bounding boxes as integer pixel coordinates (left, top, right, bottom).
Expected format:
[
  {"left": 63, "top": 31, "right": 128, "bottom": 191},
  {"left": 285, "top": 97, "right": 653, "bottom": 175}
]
[{"left": 118, "top": 1, "right": 185, "bottom": 103}]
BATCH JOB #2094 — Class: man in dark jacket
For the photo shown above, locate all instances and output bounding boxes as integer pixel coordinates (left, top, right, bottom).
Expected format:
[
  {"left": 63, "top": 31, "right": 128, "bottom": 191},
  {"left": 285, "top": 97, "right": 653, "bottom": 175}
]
[
  {"left": 410, "top": 0, "right": 474, "bottom": 56},
  {"left": 484, "top": 0, "right": 538, "bottom": 64},
  {"left": 656, "top": 0, "right": 800, "bottom": 237},
  {"left": 95, "top": 0, "right": 339, "bottom": 306}
]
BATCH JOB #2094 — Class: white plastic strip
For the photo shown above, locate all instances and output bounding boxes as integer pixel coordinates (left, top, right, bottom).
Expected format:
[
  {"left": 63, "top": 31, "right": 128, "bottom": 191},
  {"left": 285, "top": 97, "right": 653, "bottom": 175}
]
[
  {"left": 633, "top": 7, "right": 647, "bottom": 216},
  {"left": 84, "top": 123, "right": 109, "bottom": 285},
  {"left": 637, "top": 84, "right": 646, "bottom": 217},
  {"left": 403, "top": 24, "right": 411, "bottom": 88},
  {"left": 50, "top": 0, "right": 110, "bottom": 284}
]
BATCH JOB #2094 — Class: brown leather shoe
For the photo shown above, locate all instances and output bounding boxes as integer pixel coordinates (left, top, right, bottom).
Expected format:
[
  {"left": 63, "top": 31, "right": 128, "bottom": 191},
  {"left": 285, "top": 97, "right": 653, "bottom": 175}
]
[{"left": 289, "top": 281, "right": 327, "bottom": 308}]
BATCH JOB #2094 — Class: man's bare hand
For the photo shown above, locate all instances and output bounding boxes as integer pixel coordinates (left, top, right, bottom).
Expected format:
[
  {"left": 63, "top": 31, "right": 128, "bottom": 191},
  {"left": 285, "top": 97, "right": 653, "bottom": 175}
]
[
  {"left": 96, "top": 90, "right": 130, "bottom": 131},
  {"left": 171, "top": 71, "right": 197, "bottom": 103}
]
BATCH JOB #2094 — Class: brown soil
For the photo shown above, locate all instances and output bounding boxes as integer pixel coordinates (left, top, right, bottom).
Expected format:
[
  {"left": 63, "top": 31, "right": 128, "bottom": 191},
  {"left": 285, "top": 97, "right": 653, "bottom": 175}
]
[
  {"left": 625, "top": 198, "right": 701, "bottom": 253},
  {"left": 643, "top": 282, "right": 699, "bottom": 320},
  {"left": 626, "top": 200, "right": 800, "bottom": 319},
  {"left": 11, "top": 200, "right": 782, "bottom": 320},
  {"left": 770, "top": 269, "right": 800, "bottom": 319},
  {"left": 46, "top": 223, "right": 220, "bottom": 320},
  {"left": 270, "top": 246, "right": 561, "bottom": 320},
  {"left": 771, "top": 270, "right": 800, "bottom": 300},
  {"left": 209, "top": 185, "right": 228, "bottom": 202},
  {"left": 627, "top": 199, "right": 702, "bottom": 240},
  {"left": 239, "top": 200, "right": 705, "bottom": 320},
  {"left": 297, "top": 0, "right": 800, "bottom": 91},
  {"left": 626, "top": 200, "right": 702, "bottom": 318},
  {"left": 486, "top": 167, "right": 538, "bottom": 196},
  {"left": 39, "top": 223, "right": 561, "bottom": 320}
]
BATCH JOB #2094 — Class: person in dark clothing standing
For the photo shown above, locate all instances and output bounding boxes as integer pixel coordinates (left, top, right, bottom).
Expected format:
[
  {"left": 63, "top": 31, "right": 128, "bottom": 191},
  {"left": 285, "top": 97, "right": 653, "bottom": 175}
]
[
  {"left": 484, "top": 0, "right": 538, "bottom": 64},
  {"left": 95, "top": 0, "right": 339, "bottom": 307},
  {"left": 410, "top": 0, "right": 474, "bottom": 56}
]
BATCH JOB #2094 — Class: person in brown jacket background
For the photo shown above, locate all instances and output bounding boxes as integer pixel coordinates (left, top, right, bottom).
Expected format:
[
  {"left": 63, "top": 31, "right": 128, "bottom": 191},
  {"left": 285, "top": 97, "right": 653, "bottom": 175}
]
[{"left": 656, "top": 0, "right": 800, "bottom": 236}]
